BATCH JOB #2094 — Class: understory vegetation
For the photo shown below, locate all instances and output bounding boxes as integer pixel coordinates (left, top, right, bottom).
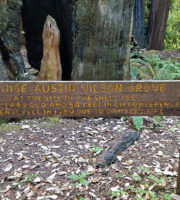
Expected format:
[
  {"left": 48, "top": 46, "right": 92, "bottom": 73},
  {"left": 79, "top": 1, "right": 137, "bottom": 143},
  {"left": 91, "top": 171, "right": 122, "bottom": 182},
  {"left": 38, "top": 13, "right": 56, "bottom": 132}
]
[{"left": 164, "top": 0, "right": 180, "bottom": 49}]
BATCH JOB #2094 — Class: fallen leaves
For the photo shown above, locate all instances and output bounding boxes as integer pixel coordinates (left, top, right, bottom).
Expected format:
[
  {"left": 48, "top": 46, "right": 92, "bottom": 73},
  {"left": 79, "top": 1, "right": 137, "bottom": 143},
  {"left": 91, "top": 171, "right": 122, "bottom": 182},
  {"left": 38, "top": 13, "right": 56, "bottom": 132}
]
[{"left": 0, "top": 116, "right": 179, "bottom": 199}]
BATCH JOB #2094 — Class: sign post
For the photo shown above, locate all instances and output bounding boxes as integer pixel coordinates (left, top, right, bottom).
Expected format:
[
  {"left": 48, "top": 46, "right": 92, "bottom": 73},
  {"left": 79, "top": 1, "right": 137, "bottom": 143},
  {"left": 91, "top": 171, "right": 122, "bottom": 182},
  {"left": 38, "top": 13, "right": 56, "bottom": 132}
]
[{"left": 0, "top": 80, "right": 179, "bottom": 118}]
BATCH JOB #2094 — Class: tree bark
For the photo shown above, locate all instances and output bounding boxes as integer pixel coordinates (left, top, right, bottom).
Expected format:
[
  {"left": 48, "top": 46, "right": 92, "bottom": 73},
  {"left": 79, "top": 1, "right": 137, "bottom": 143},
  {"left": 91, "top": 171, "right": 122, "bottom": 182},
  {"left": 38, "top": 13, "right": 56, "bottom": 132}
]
[
  {"left": 133, "top": 0, "right": 145, "bottom": 48},
  {"left": 147, "top": 0, "right": 170, "bottom": 50},
  {"left": 72, "top": 0, "right": 134, "bottom": 80},
  {"left": 37, "top": 16, "right": 62, "bottom": 81},
  {"left": 0, "top": 0, "right": 28, "bottom": 80}
]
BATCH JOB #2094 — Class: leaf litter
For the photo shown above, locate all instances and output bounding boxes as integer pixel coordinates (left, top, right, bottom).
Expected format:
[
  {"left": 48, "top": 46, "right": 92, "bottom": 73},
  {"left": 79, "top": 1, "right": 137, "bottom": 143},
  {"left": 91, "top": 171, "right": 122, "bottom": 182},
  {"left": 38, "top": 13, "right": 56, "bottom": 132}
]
[{"left": 0, "top": 116, "right": 179, "bottom": 199}]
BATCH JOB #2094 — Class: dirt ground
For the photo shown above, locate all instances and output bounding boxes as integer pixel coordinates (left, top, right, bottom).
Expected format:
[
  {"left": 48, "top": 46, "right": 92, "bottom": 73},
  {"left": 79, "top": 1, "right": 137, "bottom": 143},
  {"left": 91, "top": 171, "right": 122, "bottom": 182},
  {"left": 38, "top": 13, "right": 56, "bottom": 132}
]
[{"left": 0, "top": 116, "right": 180, "bottom": 200}]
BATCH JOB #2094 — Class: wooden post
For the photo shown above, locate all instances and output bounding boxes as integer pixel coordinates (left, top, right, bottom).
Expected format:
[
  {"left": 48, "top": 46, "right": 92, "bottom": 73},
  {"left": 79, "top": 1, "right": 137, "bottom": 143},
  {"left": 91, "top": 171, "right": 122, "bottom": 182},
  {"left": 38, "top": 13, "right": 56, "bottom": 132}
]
[
  {"left": 171, "top": 150, "right": 180, "bottom": 200},
  {"left": 177, "top": 150, "right": 180, "bottom": 195},
  {"left": 37, "top": 15, "right": 62, "bottom": 81}
]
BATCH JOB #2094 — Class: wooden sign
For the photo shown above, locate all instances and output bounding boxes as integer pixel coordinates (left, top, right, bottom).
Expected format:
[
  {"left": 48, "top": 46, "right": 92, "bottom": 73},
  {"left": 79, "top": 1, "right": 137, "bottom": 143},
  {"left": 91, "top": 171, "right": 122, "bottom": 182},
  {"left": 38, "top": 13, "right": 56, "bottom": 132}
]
[{"left": 0, "top": 81, "right": 179, "bottom": 118}]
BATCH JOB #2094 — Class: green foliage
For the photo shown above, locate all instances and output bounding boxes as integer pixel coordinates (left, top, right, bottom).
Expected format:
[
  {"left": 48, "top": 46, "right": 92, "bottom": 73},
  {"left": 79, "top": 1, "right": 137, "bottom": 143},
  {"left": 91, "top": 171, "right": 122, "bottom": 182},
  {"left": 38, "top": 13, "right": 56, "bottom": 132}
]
[
  {"left": 130, "top": 55, "right": 180, "bottom": 80},
  {"left": 0, "top": 122, "right": 21, "bottom": 134},
  {"left": 89, "top": 145, "right": 103, "bottom": 153},
  {"left": 132, "top": 116, "right": 144, "bottom": 131},
  {"left": 164, "top": 0, "right": 180, "bottom": 49},
  {"left": 109, "top": 165, "right": 173, "bottom": 199},
  {"left": 143, "top": 55, "right": 180, "bottom": 80},
  {"left": 154, "top": 116, "right": 163, "bottom": 127},
  {"left": 137, "top": 165, "right": 153, "bottom": 175},
  {"left": 24, "top": 173, "right": 37, "bottom": 183},
  {"left": 148, "top": 175, "right": 162, "bottom": 185},
  {"left": 110, "top": 188, "right": 128, "bottom": 198},
  {"left": 68, "top": 172, "right": 89, "bottom": 186},
  {"left": 12, "top": 183, "right": 19, "bottom": 189},
  {"left": 132, "top": 174, "right": 142, "bottom": 182}
]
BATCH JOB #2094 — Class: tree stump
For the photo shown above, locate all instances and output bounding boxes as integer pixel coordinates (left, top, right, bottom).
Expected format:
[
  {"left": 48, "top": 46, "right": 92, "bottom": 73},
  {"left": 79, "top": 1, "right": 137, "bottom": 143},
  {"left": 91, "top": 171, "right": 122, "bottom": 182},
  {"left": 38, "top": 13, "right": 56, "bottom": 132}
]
[
  {"left": 0, "top": 0, "right": 28, "bottom": 80},
  {"left": 72, "top": 0, "right": 134, "bottom": 80},
  {"left": 37, "top": 15, "right": 62, "bottom": 81}
]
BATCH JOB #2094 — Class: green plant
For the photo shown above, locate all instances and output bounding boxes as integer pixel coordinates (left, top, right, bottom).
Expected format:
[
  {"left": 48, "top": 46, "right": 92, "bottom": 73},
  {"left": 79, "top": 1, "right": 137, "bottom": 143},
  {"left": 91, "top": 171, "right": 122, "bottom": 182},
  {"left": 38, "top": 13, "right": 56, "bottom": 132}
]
[
  {"left": 130, "top": 55, "right": 180, "bottom": 80},
  {"left": 154, "top": 116, "right": 163, "bottom": 127},
  {"left": 12, "top": 183, "right": 19, "bottom": 189},
  {"left": 137, "top": 165, "right": 153, "bottom": 175},
  {"left": 24, "top": 173, "right": 37, "bottom": 183},
  {"left": 164, "top": 0, "right": 180, "bottom": 49},
  {"left": 143, "top": 55, "right": 180, "bottom": 80},
  {"left": 164, "top": 193, "right": 171, "bottom": 200},
  {"left": 115, "top": 174, "right": 124, "bottom": 178},
  {"left": 132, "top": 174, "right": 142, "bottom": 182},
  {"left": 68, "top": 172, "right": 89, "bottom": 186},
  {"left": 111, "top": 188, "right": 128, "bottom": 198},
  {"left": 132, "top": 116, "right": 144, "bottom": 131},
  {"left": 89, "top": 145, "right": 103, "bottom": 153},
  {"left": 148, "top": 175, "right": 162, "bottom": 185}
]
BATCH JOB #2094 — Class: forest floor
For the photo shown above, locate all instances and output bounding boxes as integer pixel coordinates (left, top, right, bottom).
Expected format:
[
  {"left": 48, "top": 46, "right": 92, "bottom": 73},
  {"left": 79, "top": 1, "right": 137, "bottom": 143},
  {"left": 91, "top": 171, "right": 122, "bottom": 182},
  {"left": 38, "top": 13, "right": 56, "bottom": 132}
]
[
  {"left": 0, "top": 116, "right": 180, "bottom": 200},
  {"left": 0, "top": 47, "right": 180, "bottom": 199}
]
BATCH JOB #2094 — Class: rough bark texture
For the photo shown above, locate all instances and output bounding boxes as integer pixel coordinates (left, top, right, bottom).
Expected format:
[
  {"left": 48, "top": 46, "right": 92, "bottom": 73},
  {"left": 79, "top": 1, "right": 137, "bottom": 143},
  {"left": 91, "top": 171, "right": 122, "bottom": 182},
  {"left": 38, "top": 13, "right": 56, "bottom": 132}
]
[
  {"left": 133, "top": 0, "right": 145, "bottom": 48},
  {"left": 96, "top": 132, "right": 139, "bottom": 168},
  {"left": 0, "top": 0, "right": 28, "bottom": 80},
  {"left": 37, "top": 16, "right": 62, "bottom": 81},
  {"left": 72, "top": 0, "right": 134, "bottom": 80},
  {"left": 22, "top": 0, "right": 72, "bottom": 80},
  {"left": 148, "top": 0, "right": 170, "bottom": 50}
]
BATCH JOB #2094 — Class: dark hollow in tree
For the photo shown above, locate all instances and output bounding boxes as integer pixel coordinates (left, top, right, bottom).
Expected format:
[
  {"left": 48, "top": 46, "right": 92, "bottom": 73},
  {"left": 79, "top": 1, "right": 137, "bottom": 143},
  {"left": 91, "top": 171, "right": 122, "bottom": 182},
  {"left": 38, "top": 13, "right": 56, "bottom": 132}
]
[{"left": 22, "top": 0, "right": 72, "bottom": 80}]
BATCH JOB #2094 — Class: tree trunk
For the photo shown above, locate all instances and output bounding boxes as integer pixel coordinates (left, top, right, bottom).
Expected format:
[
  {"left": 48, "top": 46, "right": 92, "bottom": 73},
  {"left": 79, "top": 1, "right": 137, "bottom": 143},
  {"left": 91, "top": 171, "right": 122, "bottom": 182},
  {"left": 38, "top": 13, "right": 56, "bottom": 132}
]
[
  {"left": 133, "top": 0, "right": 145, "bottom": 48},
  {"left": 72, "top": 0, "right": 134, "bottom": 80},
  {"left": 37, "top": 16, "right": 62, "bottom": 81},
  {"left": 147, "top": 0, "right": 170, "bottom": 50},
  {"left": 0, "top": 0, "right": 28, "bottom": 80}
]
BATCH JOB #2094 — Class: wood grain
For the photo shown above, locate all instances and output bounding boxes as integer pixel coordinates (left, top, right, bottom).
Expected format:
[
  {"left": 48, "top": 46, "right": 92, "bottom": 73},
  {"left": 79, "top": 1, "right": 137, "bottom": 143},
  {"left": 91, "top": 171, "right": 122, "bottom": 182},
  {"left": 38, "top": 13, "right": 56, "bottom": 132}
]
[{"left": 0, "top": 81, "right": 179, "bottom": 118}]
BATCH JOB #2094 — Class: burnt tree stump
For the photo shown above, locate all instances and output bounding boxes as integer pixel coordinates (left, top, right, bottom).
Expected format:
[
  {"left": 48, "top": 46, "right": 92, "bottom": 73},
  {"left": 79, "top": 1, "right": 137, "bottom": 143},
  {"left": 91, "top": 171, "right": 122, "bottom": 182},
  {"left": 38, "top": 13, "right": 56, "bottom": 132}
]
[{"left": 37, "top": 16, "right": 62, "bottom": 81}]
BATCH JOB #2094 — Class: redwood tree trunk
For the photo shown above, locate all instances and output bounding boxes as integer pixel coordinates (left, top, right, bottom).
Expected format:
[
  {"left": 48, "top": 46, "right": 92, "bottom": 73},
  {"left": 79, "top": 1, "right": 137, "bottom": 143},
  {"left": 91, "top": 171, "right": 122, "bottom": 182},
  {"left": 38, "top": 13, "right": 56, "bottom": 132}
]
[
  {"left": 133, "top": 0, "right": 145, "bottom": 48},
  {"left": 0, "top": 0, "right": 28, "bottom": 80},
  {"left": 148, "top": 0, "right": 170, "bottom": 50},
  {"left": 72, "top": 0, "right": 134, "bottom": 80}
]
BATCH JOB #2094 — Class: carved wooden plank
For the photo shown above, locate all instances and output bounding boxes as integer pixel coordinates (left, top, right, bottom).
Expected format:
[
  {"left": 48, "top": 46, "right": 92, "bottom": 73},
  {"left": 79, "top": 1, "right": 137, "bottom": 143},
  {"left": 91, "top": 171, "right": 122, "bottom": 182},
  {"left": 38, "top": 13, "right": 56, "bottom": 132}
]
[
  {"left": 0, "top": 81, "right": 179, "bottom": 118},
  {"left": 37, "top": 15, "right": 62, "bottom": 81}
]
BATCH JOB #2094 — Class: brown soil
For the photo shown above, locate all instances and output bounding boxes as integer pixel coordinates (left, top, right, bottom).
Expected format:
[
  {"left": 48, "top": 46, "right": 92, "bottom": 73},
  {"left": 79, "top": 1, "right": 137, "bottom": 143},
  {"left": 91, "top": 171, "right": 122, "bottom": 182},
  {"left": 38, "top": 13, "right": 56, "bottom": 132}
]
[{"left": 0, "top": 116, "right": 179, "bottom": 200}]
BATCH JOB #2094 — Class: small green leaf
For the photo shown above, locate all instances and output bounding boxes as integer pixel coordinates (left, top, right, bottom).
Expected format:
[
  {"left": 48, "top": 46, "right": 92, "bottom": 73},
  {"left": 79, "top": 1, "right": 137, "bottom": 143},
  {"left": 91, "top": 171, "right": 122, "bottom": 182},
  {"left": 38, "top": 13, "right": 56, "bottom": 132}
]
[
  {"left": 132, "top": 116, "right": 144, "bottom": 131},
  {"left": 80, "top": 172, "right": 89, "bottom": 178},
  {"left": 132, "top": 174, "right": 142, "bottom": 182},
  {"left": 68, "top": 174, "right": 79, "bottom": 180},
  {"left": 80, "top": 179, "right": 88, "bottom": 186}
]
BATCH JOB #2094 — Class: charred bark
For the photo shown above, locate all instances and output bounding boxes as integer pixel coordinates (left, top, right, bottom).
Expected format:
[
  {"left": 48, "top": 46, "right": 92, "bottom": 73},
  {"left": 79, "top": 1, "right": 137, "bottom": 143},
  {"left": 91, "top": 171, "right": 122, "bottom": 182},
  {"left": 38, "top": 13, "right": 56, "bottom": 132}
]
[{"left": 0, "top": 0, "right": 28, "bottom": 80}]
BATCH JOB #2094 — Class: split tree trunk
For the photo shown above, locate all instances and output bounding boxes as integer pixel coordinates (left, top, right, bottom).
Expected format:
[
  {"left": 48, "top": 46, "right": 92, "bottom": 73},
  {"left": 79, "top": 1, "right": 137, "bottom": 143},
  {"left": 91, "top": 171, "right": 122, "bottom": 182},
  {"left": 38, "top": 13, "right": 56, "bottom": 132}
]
[
  {"left": 147, "top": 0, "right": 170, "bottom": 50},
  {"left": 0, "top": 0, "right": 28, "bottom": 80},
  {"left": 37, "top": 16, "right": 62, "bottom": 81},
  {"left": 72, "top": 0, "right": 134, "bottom": 80}
]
